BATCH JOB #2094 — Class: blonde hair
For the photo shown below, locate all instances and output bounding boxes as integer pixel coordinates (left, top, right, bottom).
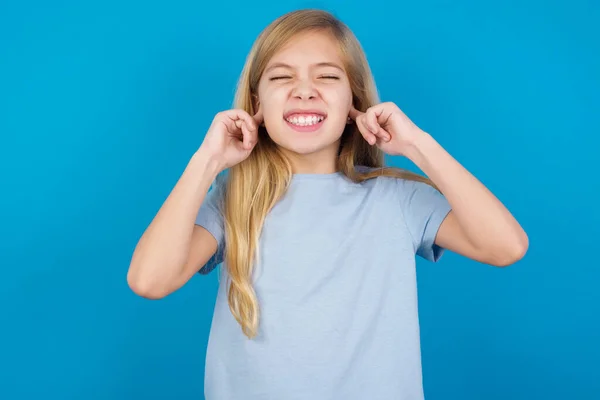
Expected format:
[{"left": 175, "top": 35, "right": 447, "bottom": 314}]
[{"left": 221, "top": 9, "right": 434, "bottom": 338}]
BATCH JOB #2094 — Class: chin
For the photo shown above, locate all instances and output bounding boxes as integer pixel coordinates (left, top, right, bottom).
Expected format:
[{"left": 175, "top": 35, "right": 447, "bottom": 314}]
[
  {"left": 282, "top": 143, "right": 328, "bottom": 155},
  {"left": 273, "top": 135, "right": 341, "bottom": 156}
]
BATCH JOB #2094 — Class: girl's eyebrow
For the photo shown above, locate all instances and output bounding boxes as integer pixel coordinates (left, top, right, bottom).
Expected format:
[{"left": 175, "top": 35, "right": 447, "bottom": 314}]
[{"left": 265, "top": 62, "right": 344, "bottom": 73}]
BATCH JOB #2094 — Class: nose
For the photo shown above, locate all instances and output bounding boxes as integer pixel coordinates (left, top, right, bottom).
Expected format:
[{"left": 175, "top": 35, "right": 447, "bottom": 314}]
[{"left": 291, "top": 78, "right": 317, "bottom": 100}]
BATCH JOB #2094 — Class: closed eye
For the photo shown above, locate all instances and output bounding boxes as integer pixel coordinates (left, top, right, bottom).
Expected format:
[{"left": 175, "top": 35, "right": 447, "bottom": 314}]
[
  {"left": 319, "top": 75, "right": 339, "bottom": 80},
  {"left": 270, "top": 76, "right": 291, "bottom": 81}
]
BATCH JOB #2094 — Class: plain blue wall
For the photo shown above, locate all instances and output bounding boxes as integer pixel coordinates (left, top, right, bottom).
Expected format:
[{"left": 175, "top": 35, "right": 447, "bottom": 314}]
[{"left": 1, "top": 0, "right": 598, "bottom": 399}]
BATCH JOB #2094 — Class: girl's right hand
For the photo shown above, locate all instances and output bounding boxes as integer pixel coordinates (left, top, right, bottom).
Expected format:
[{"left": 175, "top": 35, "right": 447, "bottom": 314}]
[{"left": 198, "top": 108, "right": 264, "bottom": 171}]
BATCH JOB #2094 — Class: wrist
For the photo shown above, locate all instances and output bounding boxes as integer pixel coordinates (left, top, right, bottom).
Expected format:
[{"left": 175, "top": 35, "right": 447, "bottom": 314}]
[
  {"left": 190, "top": 148, "right": 224, "bottom": 180},
  {"left": 403, "top": 130, "right": 436, "bottom": 165}
]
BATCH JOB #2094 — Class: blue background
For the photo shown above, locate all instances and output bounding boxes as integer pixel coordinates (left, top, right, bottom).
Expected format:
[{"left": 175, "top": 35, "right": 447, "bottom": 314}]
[{"left": 1, "top": 0, "right": 598, "bottom": 399}]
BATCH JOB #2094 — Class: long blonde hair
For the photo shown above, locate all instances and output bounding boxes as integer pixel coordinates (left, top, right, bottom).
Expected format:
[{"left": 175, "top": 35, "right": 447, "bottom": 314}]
[{"left": 221, "top": 9, "right": 434, "bottom": 338}]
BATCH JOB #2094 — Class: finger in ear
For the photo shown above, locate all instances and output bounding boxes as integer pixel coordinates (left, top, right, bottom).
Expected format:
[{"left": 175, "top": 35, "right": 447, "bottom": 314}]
[{"left": 348, "top": 105, "right": 362, "bottom": 121}]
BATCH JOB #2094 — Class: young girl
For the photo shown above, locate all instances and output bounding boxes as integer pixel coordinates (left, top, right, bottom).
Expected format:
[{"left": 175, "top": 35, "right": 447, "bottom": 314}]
[{"left": 127, "top": 9, "right": 528, "bottom": 400}]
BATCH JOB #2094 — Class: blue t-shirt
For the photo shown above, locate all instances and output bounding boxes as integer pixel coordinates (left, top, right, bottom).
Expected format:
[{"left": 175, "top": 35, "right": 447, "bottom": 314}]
[{"left": 195, "top": 167, "right": 452, "bottom": 400}]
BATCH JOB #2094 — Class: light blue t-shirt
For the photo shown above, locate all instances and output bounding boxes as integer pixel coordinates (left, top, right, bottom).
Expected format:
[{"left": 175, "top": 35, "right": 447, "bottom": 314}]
[{"left": 195, "top": 167, "right": 452, "bottom": 400}]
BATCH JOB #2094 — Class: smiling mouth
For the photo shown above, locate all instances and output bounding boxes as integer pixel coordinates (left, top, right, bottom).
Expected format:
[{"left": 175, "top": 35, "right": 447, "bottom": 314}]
[
  {"left": 283, "top": 111, "right": 327, "bottom": 132},
  {"left": 285, "top": 114, "right": 325, "bottom": 126}
]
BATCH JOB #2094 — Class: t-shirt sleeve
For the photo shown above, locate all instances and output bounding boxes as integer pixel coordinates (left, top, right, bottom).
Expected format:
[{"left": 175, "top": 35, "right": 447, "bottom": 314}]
[
  {"left": 396, "top": 178, "right": 452, "bottom": 262},
  {"left": 194, "top": 173, "right": 226, "bottom": 275}
]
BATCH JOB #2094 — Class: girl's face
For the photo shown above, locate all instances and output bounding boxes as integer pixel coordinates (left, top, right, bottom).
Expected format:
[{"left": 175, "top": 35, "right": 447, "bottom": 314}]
[{"left": 256, "top": 30, "right": 354, "bottom": 171}]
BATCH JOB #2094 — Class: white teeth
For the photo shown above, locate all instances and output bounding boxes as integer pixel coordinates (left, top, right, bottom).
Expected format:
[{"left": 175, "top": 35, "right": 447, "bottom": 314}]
[{"left": 286, "top": 115, "right": 324, "bottom": 126}]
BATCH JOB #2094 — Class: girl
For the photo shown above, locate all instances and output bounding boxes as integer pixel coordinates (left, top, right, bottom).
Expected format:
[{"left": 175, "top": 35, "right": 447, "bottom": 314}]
[{"left": 127, "top": 9, "right": 528, "bottom": 400}]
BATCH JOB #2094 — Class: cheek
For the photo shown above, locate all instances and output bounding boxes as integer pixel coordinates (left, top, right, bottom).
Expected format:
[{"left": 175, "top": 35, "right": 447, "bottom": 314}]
[
  {"left": 259, "top": 90, "right": 284, "bottom": 121},
  {"left": 263, "top": 108, "right": 283, "bottom": 128},
  {"left": 325, "top": 86, "right": 353, "bottom": 110},
  {"left": 340, "top": 86, "right": 354, "bottom": 109}
]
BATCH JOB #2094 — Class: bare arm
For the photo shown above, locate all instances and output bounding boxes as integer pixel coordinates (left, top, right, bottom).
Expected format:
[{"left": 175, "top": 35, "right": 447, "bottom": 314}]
[
  {"left": 127, "top": 108, "right": 263, "bottom": 298},
  {"left": 127, "top": 150, "right": 222, "bottom": 299},
  {"left": 349, "top": 102, "right": 527, "bottom": 267},
  {"left": 406, "top": 131, "right": 529, "bottom": 267}
]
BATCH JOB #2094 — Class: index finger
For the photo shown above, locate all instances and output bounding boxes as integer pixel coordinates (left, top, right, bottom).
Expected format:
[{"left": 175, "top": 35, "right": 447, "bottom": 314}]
[
  {"left": 240, "top": 120, "right": 257, "bottom": 150},
  {"left": 235, "top": 109, "right": 258, "bottom": 133}
]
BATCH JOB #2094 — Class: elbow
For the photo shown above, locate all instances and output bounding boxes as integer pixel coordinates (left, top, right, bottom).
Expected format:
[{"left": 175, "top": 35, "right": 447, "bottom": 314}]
[
  {"left": 127, "top": 268, "right": 169, "bottom": 300},
  {"left": 491, "top": 232, "right": 529, "bottom": 267}
]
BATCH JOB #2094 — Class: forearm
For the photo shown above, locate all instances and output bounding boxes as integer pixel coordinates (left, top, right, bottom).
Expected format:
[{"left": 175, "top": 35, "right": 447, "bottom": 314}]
[
  {"left": 405, "top": 130, "right": 528, "bottom": 254},
  {"left": 128, "top": 150, "right": 222, "bottom": 287}
]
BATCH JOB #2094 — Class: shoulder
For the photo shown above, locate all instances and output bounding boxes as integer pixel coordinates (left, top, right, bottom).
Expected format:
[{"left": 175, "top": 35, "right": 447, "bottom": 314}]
[
  {"left": 351, "top": 166, "right": 446, "bottom": 208},
  {"left": 197, "top": 171, "right": 228, "bottom": 218},
  {"left": 343, "top": 166, "right": 403, "bottom": 205},
  {"left": 209, "top": 172, "right": 228, "bottom": 201},
  {"left": 352, "top": 165, "right": 427, "bottom": 189}
]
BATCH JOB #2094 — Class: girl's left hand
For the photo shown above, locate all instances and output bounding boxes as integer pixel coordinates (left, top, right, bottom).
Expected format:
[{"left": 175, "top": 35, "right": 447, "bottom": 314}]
[{"left": 349, "top": 102, "right": 425, "bottom": 156}]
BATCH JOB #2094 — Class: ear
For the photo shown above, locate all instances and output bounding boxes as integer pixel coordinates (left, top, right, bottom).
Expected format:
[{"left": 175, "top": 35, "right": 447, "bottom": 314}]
[
  {"left": 252, "top": 94, "right": 265, "bottom": 126},
  {"left": 347, "top": 99, "right": 357, "bottom": 124},
  {"left": 346, "top": 105, "right": 356, "bottom": 125}
]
